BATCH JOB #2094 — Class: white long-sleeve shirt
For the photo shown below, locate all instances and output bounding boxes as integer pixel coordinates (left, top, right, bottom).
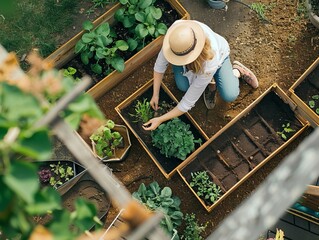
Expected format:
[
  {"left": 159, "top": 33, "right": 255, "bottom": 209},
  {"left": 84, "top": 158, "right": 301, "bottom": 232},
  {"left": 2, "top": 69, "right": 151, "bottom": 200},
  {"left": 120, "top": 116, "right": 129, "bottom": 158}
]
[{"left": 154, "top": 20, "right": 230, "bottom": 112}]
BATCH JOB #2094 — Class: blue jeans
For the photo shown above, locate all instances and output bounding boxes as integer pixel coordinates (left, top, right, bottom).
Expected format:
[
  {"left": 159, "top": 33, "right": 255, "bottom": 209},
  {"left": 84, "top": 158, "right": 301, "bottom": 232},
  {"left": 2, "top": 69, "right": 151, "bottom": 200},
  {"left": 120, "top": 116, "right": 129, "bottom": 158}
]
[{"left": 172, "top": 56, "right": 239, "bottom": 102}]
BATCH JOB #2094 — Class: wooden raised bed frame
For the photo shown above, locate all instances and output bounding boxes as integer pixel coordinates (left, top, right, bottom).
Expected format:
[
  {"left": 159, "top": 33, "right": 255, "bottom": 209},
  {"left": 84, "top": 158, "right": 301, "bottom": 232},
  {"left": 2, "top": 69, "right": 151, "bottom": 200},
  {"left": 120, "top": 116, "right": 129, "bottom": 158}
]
[
  {"left": 45, "top": 0, "right": 190, "bottom": 99},
  {"left": 178, "top": 84, "right": 309, "bottom": 212},
  {"left": 115, "top": 79, "right": 209, "bottom": 179},
  {"left": 288, "top": 57, "right": 319, "bottom": 127}
]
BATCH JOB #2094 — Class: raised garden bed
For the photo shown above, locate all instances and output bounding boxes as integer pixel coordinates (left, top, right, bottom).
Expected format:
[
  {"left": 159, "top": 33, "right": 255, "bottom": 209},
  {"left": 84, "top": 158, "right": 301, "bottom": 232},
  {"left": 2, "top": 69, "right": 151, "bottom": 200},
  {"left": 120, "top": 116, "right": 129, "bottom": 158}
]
[
  {"left": 45, "top": 0, "right": 189, "bottom": 99},
  {"left": 289, "top": 56, "right": 319, "bottom": 127},
  {"left": 178, "top": 84, "right": 309, "bottom": 212},
  {"left": 35, "top": 160, "right": 86, "bottom": 192},
  {"left": 115, "top": 79, "right": 209, "bottom": 179}
]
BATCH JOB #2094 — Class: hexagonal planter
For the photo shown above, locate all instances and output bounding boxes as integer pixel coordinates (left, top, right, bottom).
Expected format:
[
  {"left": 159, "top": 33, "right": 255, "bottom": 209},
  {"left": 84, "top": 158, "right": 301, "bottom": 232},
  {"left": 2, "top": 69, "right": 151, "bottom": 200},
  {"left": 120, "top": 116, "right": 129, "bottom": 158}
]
[
  {"left": 178, "top": 84, "right": 309, "bottom": 212},
  {"left": 45, "top": 0, "right": 190, "bottom": 99},
  {"left": 115, "top": 79, "right": 209, "bottom": 179},
  {"left": 288, "top": 56, "right": 319, "bottom": 127}
]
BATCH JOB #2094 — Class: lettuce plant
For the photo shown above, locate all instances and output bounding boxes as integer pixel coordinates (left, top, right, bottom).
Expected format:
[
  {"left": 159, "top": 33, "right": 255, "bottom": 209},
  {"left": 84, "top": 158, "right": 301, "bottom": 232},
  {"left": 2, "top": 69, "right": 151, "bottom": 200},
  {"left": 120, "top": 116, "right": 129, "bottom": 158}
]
[
  {"left": 151, "top": 118, "right": 202, "bottom": 160},
  {"left": 132, "top": 181, "right": 183, "bottom": 239},
  {"left": 90, "top": 119, "right": 123, "bottom": 158}
]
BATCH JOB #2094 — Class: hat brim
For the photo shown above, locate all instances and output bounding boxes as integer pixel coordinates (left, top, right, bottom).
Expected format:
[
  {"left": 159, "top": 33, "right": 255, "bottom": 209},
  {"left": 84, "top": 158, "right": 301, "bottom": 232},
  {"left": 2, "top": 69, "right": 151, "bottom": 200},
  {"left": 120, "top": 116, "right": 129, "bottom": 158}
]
[{"left": 162, "top": 20, "right": 206, "bottom": 66}]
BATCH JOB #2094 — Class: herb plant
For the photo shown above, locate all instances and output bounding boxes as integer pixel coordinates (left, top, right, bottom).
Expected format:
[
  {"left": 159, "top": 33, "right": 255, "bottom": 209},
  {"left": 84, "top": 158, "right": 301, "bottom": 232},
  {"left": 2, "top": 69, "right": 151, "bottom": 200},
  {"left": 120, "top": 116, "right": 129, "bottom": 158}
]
[
  {"left": 151, "top": 118, "right": 202, "bottom": 160},
  {"left": 130, "top": 98, "right": 153, "bottom": 123},
  {"left": 190, "top": 171, "right": 221, "bottom": 205},
  {"left": 63, "top": 66, "right": 81, "bottom": 83},
  {"left": 276, "top": 122, "right": 295, "bottom": 140},
  {"left": 47, "top": 162, "right": 74, "bottom": 189},
  {"left": 75, "top": 20, "right": 130, "bottom": 75},
  {"left": 115, "top": 0, "right": 168, "bottom": 49},
  {"left": 308, "top": 94, "right": 319, "bottom": 115},
  {"left": 182, "top": 213, "right": 207, "bottom": 240},
  {"left": 132, "top": 181, "right": 183, "bottom": 239},
  {"left": 90, "top": 119, "right": 123, "bottom": 158}
]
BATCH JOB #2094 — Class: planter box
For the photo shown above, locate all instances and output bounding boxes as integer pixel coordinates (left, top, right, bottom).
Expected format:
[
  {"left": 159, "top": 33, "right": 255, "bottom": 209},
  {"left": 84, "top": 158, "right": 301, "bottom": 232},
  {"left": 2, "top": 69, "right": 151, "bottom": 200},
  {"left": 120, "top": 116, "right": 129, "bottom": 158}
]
[
  {"left": 91, "top": 124, "right": 132, "bottom": 162},
  {"left": 60, "top": 171, "right": 111, "bottom": 230},
  {"left": 115, "top": 79, "right": 209, "bottom": 179},
  {"left": 178, "top": 84, "right": 309, "bottom": 212},
  {"left": 288, "top": 57, "right": 319, "bottom": 127},
  {"left": 35, "top": 160, "right": 86, "bottom": 192},
  {"left": 45, "top": 0, "right": 190, "bottom": 100}
]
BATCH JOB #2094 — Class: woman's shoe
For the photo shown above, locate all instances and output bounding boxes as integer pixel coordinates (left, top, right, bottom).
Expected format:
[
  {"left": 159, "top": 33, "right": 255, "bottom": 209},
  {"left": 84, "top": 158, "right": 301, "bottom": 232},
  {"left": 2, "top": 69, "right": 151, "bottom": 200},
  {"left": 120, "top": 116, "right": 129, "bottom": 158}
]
[{"left": 233, "top": 60, "right": 259, "bottom": 89}]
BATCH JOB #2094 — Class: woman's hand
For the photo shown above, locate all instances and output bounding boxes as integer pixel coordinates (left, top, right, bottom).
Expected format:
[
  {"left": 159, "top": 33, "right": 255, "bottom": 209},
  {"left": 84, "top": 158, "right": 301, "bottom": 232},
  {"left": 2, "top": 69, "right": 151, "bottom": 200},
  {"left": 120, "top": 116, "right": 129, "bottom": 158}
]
[
  {"left": 150, "top": 95, "right": 159, "bottom": 111},
  {"left": 142, "top": 117, "right": 162, "bottom": 131}
]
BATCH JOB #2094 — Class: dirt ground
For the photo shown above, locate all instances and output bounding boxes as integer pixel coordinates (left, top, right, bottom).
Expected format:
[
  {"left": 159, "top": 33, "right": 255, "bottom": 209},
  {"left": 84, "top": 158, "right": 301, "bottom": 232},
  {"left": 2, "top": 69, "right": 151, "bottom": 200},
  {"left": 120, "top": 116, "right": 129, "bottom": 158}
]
[{"left": 53, "top": 0, "right": 319, "bottom": 238}]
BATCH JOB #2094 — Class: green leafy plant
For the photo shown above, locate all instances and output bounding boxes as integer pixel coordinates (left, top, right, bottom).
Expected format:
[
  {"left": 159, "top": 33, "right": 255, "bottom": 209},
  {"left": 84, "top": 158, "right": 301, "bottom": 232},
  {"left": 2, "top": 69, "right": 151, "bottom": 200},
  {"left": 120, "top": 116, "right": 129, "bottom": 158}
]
[
  {"left": 130, "top": 98, "right": 153, "bottom": 123},
  {"left": 0, "top": 51, "right": 104, "bottom": 239},
  {"left": 151, "top": 118, "right": 202, "bottom": 160},
  {"left": 181, "top": 213, "right": 207, "bottom": 240},
  {"left": 75, "top": 20, "right": 130, "bottom": 75},
  {"left": 190, "top": 171, "right": 221, "bottom": 205},
  {"left": 276, "top": 122, "right": 295, "bottom": 140},
  {"left": 115, "top": 0, "right": 168, "bottom": 49},
  {"left": 86, "top": 0, "right": 117, "bottom": 15},
  {"left": 132, "top": 181, "right": 183, "bottom": 239},
  {"left": 250, "top": 3, "right": 268, "bottom": 21},
  {"left": 90, "top": 119, "right": 123, "bottom": 158},
  {"left": 48, "top": 162, "right": 74, "bottom": 189},
  {"left": 63, "top": 66, "right": 81, "bottom": 83},
  {"left": 308, "top": 94, "right": 319, "bottom": 115}
]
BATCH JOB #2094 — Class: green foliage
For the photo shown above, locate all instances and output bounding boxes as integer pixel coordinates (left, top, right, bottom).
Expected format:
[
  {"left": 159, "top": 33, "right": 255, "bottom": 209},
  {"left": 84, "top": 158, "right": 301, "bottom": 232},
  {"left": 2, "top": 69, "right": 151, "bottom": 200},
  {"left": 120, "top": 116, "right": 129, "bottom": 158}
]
[
  {"left": 182, "top": 213, "right": 207, "bottom": 240},
  {"left": 250, "top": 3, "right": 267, "bottom": 21},
  {"left": 115, "top": 0, "right": 167, "bottom": 49},
  {"left": 276, "top": 122, "right": 295, "bottom": 140},
  {"left": 90, "top": 120, "right": 123, "bottom": 158},
  {"left": 132, "top": 181, "right": 183, "bottom": 239},
  {"left": 49, "top": 162, "right": 74, "bottom": 189},
  {"left": 190, "top": 171, "right": 221, "bottom": 205},
  {"left": 308, "top": 94, "right": 319, "bottom": 115},
  {"left": 86, "top": 0, "right": 117, "bottom": 16},
  {"left": 151, "top": 118, "right": 202, "bottom": 160},
  {"left": 130, "top": 98, "right": 153, "bottom": 123},
  {"left": 63, "top": 66, "right": 81, "bottom": 83},
  {"left": 75, "top": 21, "right": 129, "bottom": 74},
  {"left": 0, "top": 56, "right": 105, "bottom": 239}
]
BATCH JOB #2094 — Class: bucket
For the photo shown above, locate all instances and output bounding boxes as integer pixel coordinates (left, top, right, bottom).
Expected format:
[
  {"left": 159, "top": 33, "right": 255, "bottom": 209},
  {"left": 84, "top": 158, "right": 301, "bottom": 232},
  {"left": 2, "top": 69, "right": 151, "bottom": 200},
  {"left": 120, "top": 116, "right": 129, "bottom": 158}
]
[{"left": 207, "top": 0, "right": 227, "bottom": 9}]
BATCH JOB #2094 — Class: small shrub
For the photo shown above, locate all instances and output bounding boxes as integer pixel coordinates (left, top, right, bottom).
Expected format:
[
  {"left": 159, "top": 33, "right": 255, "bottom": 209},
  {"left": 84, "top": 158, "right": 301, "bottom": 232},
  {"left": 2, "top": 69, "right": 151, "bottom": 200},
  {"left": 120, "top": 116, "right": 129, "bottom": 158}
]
[
  {"left": 190, "top": 171, "right": 221, "bottom": 205},
  {"left": 151, "top": 118, "right": 202, "bottom": 160}
]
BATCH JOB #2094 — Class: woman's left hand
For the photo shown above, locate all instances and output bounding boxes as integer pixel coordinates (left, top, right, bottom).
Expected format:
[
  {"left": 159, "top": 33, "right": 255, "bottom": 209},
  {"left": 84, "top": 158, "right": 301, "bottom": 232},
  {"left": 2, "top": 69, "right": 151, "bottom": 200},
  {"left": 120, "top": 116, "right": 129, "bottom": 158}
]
[{"left": 142, "top": 118, "right": 162, "bottom": 131}]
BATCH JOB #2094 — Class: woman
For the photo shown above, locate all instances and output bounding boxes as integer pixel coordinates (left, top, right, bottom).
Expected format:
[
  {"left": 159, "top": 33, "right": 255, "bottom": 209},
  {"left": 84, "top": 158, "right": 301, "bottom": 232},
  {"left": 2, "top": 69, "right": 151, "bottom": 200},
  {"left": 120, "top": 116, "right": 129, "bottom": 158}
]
[{"left": 143, "top": 19, "right": 258, "bottom": 131}]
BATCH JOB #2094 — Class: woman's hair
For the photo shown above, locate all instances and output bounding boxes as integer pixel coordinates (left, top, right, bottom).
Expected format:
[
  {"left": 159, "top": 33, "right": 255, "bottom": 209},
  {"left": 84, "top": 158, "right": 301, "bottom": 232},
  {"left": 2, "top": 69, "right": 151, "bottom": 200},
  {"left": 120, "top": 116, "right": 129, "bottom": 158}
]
[{"left": 186, "top": 37, "right": 214, "bottom": 73}]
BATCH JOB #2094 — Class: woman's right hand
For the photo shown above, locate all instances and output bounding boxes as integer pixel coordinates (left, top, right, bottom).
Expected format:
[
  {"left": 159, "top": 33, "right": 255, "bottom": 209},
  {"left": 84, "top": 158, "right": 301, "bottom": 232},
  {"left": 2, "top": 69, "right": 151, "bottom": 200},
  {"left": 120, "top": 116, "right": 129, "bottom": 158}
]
[{"left": 150, "top": 95, "right": 159, "bottom": 111}]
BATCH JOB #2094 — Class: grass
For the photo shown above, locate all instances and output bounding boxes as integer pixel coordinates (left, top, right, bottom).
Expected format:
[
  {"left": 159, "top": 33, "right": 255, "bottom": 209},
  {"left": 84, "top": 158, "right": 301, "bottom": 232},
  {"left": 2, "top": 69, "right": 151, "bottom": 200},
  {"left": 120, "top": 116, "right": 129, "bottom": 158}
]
[{"left": 0, "top": 0, "right": 81, "bottom": 60}]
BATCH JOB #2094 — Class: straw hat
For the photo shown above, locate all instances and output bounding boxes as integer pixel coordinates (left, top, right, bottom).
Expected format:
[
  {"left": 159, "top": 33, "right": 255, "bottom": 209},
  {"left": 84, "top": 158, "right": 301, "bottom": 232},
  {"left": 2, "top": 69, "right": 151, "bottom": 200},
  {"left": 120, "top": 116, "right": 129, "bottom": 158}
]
[{"left": 162, "top": 20, "right": 206, "bottom": 66}]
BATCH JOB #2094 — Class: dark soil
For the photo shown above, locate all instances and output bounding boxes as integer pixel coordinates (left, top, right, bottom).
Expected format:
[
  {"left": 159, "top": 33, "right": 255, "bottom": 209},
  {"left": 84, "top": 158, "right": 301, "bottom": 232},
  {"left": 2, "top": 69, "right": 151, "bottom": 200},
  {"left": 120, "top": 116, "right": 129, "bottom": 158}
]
[
  {"left": 51, "top": 0, "right": 319, "bottom": 238},
  {"left": 118, "top": 82, "right": 206, "bottom": 177}
]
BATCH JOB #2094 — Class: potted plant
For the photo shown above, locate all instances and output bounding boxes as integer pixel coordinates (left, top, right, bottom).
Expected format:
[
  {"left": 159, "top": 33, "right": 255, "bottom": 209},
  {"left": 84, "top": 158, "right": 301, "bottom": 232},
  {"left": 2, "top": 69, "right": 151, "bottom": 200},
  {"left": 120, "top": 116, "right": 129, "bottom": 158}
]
[
  {"left": 45, "top": 0, "right": 190, "bottom": 99},
  {"left": 36, "top": 160, "right": 85, "bottom": 190},
  {"left": 306, "top": 0, "right": 319, "bottom": 29},
  {"left": 90, "top": 119, "right": 131, "bottom": 161}
]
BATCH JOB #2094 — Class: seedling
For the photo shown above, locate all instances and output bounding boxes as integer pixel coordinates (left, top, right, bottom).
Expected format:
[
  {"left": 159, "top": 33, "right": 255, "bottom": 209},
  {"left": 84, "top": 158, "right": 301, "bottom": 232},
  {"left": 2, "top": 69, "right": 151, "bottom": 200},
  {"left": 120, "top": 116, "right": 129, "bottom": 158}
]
[
  {"left": 49, "top": 162, "right": 74, "bottom": 189},
  {"left": 182, "top": 213, "right": 207, "bottom": 240},
  {"left": 276, "top": 122, "right": 295, "bottom": 140},
  {"left": 63, "top": 66, "right": 81, "bottom": 83},
  {"left": 308, "top": 94, "right": 319, "bottom": 115},
  {"left": 130, "top": 98, "right": 153, "bottom": 123},
  {"left": 190, "top": 171, "right": 221, "bottom": 204}
]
